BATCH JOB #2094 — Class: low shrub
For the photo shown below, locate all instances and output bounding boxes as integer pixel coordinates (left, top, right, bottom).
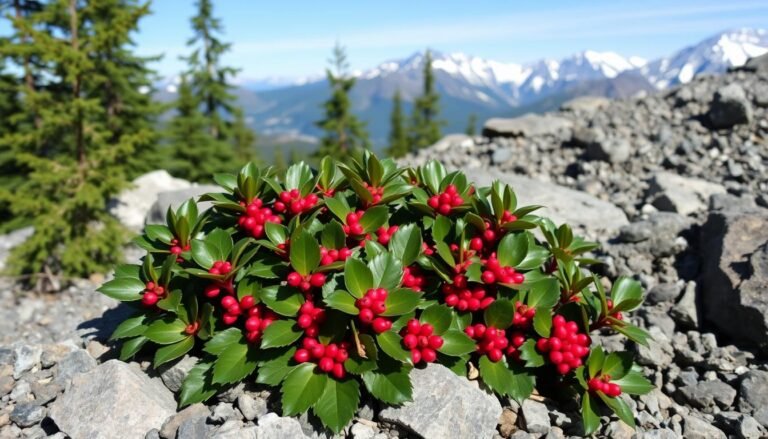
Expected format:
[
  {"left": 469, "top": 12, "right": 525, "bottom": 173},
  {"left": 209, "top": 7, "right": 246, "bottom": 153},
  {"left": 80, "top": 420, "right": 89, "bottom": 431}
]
[{"left": 99, "top": 153, "right": 652, "bottom": 434}]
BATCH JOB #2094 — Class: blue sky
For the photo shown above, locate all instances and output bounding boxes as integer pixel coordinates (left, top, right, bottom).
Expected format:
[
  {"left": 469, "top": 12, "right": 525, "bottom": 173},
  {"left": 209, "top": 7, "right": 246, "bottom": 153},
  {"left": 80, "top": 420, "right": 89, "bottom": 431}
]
[{"left": 13, "top": 1, "right": 768, "bottom": 79}]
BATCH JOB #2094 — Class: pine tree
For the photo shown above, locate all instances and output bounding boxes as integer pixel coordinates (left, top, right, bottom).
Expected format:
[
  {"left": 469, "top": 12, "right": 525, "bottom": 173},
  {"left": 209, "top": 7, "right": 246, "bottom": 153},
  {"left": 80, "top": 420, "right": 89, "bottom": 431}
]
[
  {"left": 409, "top": 49, "right": 442, "bottom": 150},
  {"left": 386, "top": 89, "right": 409, "bottom": 158},
  {"left": 232, "top": 108, "right": 259, "bottom": 164},
  {"left": 314, "top": 43, "right": 369, "bottom": 162},
  {"left": 1, "top": 0, "right": 157, "bottom": 277},
  {"left": 465, "top": 113, "right": 478, "bottom": 136}
]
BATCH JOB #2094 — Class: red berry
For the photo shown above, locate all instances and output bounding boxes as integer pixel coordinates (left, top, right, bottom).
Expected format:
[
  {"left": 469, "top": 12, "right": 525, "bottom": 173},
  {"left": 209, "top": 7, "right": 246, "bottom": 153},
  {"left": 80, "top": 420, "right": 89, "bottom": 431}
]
[
  {"left": 428, "top": 335, "right": 444, "bottom": 349},
  {"left": 311, "top": 344, "right": 326, "bottom": 359},
  {"left": 421, "top": 348, "right": 437, "bottom": 363},
  {"left": 221, "top": 295, "right": 237, "bottom": 309},
  {"left": 222, "top": 314, "right": 238, "bottom": 325},
  {"left": 372, "top": 318, "right": 391, "bottom": 334},
  {"left": 309, "top": 273, "right": 326, "bottom": 287},
  {"left": 142, "top": 292, "right": 158, "bottom": 306},
  {"left": 556, "top": 363, "right": 571, "bottom": 375},
  {"left": 331, "top": 363, "right": 346, "bottom": 379},
  {"left": 411, "top": 349, "right": 422, "bottom": 364},
  {"left": 481, "top": 271, "right": 496, "bottom": 284},
  {"left": 294, "top": 349, "right": 310, "bottom": 363},
  {"left": 359, "top": 308, "right": 375, "bottom": 324},
  {"left": 319, "top": 357, "right": 334, "bottom": 372},
  {"left": 287, "top": 272, "right": 302, "bottom": 287},
  {"left": 403, "top": 334, "right": 418, "bottom": 349},
  {"left": 488, "top": 349, "right": 503, "bottom": 362}
]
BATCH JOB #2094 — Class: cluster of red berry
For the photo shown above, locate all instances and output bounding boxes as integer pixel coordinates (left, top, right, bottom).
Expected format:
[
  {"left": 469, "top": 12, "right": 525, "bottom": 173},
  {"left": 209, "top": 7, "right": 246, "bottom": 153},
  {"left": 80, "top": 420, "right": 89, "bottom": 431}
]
[
  {"left": 242, "top": 304, "right": 278, "bottom": 342},
  {"left": 441, "top": 281, "right": 495, "bottom": 312},
  {"left": 427, "top": 184, "right": 464, "bottom": 215},
  {"left": 274, "top": 189, "right": 319, "bottom": 216},
  {"left": 375, "top": 225, "right": 399, "bottom": 245},
  {"left": 400, "top": 319, "right": 443, "bottom": 364},
  {"left": 361, "top": 182, "right": 384, "bottom": 204},
  {"left": 355, "top": 288, "right": 392, "bottom": 333},
  {"left": 465, "top": 324, "right": 508, "bottom": 362},
  {"left": 286, "top": 272, "right": 327, "bottom": 292},
  {"left": 237, "top": 198, "right": 282, "bottom": 238},
  {"left": 606, "top": 299, "right": 624, "bottom": 321},
  {"left": 141, "top": 281, "right": 166, "bottom": 306},
  {"left": 319, "top": 246, "right": 353, "bottom": 266},
  {"left": 168, "top": 238, "right": 190, "bottom": 262},
  {"left": 535, "top": 315, "right": 590, "bottom": 375},
  {"left": 481, "top": 254, "right": 525, "bottom": 285},
  {"left": 297, "top": 301, "right": 326, "bottom": 337},
  {"left": 512, "top": 301, "right": 536, "bottom": 328},
  {"left": 588, "top": 375, "right": 622, "bottom": 397},
  {"left": 402, "top": 266, "right": 426, "bottom": 291},
  {"left": 293, "top": 338, "right": 349, "bottom": 379},
  {"left": 203, "top": 262, "right": 236, "bottom": 298},
  {"left": 343, "top": 211, "right": 366, "bottom": 236},
  {"left": 504, "top": 331, "right": 527, "bottom": 361}
]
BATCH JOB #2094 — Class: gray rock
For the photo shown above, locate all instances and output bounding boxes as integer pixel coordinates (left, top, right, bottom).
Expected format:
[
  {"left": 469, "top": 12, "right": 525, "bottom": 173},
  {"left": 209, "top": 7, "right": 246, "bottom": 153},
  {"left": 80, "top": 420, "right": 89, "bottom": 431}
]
[
  {"left": 683, "top": 415, "right": 726, "bottom": 439},
  {"left": 715, "top": 411, "right": 765, "bottom": 439},
  {"left": 9, "top": 380, "right": 31, "bottom": 402},
  {"left": 236, "top": 394, "right": 267, "bottom": 422},
  {"left": 430, "top": 134, "right": 473, "bottom": 152},
  {"left": 108, "top": 170, "right": 191, "bottom": 232},
  {"left": 670, "top": 281, "right": 699, "bottom": 329},
  {"left": 739, "top": 370, "right": 768, "bottom": 415},
  {"left": 10, "top": 404, "right": 45, "bottom": 428},
  {"left": 29, "top": 379, "right": 61, "bottom": 405},
  {"left": 483, "top": 114, "right": 573, "bottom": 138},
  {"left": 145, "top": 185, "right": 219, "bottom": 225},
  {"left": 145, "top": 429, "right": 160, "bottom": 439},
  {"left": 54, "top": 349, "right": 96, "bottom": 386},
  {"left": 379, "top": 364, "right": 502, "bottom": 439},
  {"left": 211, "top": 421, "right": 256, "bottom": 439},
  {"left": 709, "top": 84, "right": 753, "bottom": 128},
  {"left": 560, "top": 96, "right": 611, "bottom": 113},
  {"left": 647, "top": 171, "right": 726, "bottom": 216},
  {"left": 635, "top": 327, "right": 674, "bottom": 368},
  {"left": 350, "top": 423, "right": 376, "bottom": 439},
  {"left": 255, "top": 413, "right": 310, "bottom": 439},
  {"left": 605, "top": 421, "right": 634, "bottom": 439},
  {"left": 617, "top": 212, "right": 692, "bottom": 257},
  {"left": 742, "top": 52, "right": 768, "bottom": 72},
  {"left": 699, "top": 211, "right": 768, "bottom": 352},
  {"left": 491, "top": 148, "right": 513, "bottom": 165},
  {"left": 177, "top": 416, "right": 211, "bottom": 439},
  {"left": 160, "top": 404, "right": 210, "bottom": 439},
  {"left": 570, "top": 126, "right": 604, "bottom": 148},
  {"left": 50, "top": 360, "right": 176, "bottom": 439},
  {"left": 159, "top": 355, "right": 198, "bottom": 393},
  {"left": 464, "top": 169, "right": 628, "bottom": 237},
  {"left": 209, "top": 402, "right": 240, "bottom": 424},
  {"left": 646, "top": 282, "right": 683, "bottom": 305},
  {"left": 13, "top": 345, "right": 42, "bottom": 379},
  {"left": 677, "top": 380, "right": 737, "bottom": 412},
  {"left": 520, "top": 400, "right": 551, "bottom": 435},
  {"left": 638, "top": 428, "right": 678, "bottom": 439},
  {"left": 0, "top": 376, "right": 14, "bottom": 397},
  {"left": 586, "top": 137, "right": 631, "bottom": 163}
]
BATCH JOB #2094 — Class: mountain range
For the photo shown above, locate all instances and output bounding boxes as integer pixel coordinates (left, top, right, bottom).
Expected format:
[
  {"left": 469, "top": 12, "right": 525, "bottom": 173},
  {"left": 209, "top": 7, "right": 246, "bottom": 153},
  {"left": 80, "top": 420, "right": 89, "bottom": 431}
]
[{"left": 159, "top": 28, "right": 768, "bottom": 152}]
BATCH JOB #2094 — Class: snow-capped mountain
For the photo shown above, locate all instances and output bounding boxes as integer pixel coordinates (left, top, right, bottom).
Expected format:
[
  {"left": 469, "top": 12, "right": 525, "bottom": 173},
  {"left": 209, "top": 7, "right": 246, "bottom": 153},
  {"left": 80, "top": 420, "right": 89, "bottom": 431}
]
[{"left": 641, "top": 28, "right": 768, "bottom": 89}]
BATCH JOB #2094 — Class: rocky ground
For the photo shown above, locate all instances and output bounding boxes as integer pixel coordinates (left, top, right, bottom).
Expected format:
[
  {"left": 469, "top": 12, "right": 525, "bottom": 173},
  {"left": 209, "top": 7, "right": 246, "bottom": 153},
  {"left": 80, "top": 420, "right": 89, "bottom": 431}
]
[{"left": 1, "top": 56, "right": 768, "bottom": 439}]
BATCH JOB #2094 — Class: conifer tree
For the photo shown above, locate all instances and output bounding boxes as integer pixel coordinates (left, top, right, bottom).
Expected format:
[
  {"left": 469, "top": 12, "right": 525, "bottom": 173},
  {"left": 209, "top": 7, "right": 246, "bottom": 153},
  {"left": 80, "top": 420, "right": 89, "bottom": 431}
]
[
  {"left": 1, "top": 0, "right": 157, "bottom": 277},
  {"left": 409, "top": 49, "right": 443, "bottom": 150},
  {"left": 232, "top": 108, "right": 259, "bottom": 164},
  {"left": 314, "top": 43, "right": 369, "bottom": 161},
  {"left": 386, "top": 89, "right": 409, "bottom": 158},
  {"left": 465, "top": 113, "right": 478, "bottom": 136}
]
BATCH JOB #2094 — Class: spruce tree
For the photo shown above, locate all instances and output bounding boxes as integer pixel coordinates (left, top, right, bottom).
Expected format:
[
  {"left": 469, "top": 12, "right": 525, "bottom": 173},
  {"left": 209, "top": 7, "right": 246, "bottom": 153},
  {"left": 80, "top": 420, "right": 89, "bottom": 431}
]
[
  {"left": 314, "top": 43, "right": 369, "bottom": 162},
  {"left": 386, "top": 89, "right": 409, "bottom": 158},
  {"left": 465, "top": 113, "right": 478, "bottom": 136},
  {"left": 1, "top": 0, "right": 157, "bottom": 277},
  {"left": 409, "top": 49, "right": 443, "bottom": 150},
  {"left": 232, "top": 108, "right": 259, "bottom": 164}
]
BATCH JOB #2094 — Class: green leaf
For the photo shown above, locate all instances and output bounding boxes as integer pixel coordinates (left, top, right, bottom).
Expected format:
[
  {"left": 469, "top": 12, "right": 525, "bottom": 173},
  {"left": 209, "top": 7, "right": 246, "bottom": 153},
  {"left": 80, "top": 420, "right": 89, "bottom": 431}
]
[
  {"left": 434, "top": 241, "right": 455, "bottom": 266},
  {"left": 532, "top": 309, "right": 553, "bottom": 338},
  {"left": 610, "top": 277, "right": 644, "bottom": 313},
  {"left": 204, "top": 328, "right": 244, "bottom": 355},
  {"left": 359, "top": 206, "right": 389, "bottom": 233},
  {"left": 119, "top": 336, "right": 147, "bottom": 360},
  {"left": 260, "top": 285, "right": 304, "bottom": 317},
  {"left": 265, "top": 222, "right": 289, "bottom": 246},
  {"left": 325, "top": 290, "right": 359, "bottom": 315},
  {"left": 376, "top": 331, "right": 411, "bottom": 362},
  {"left": 206, "top": 229, "right": 234, "bottom": 261},
  {"left": 345, "top": 334, "right": 378, "bottom": 375},
  {"left": 191, "top": 239, "right": 215, "bottom": 269},
  {"left": 598, "top": 392, "right": 636, "bottom": 428},
  {"left": 382, "top": 288, "right": 422, "bottom": 316},
  {"left": 601, "top": 351, "right": 633, "bottom": 380},
  {"left": 213, "top": 339, "right": 258, "bottom": 384},
  {"left": 518, "top": 339, "right": 545, "bottom": 367},
  {"left": 290, "top": 230, "right": 321, "bottom": 276},
  {"left": 613, "top": 370, "right": 654, "bottom": 395},
  {"left": 154, "top": 336, "right": 194, "bottom": 368},
  {"left": 281, "top": 363, "right": 328, "bottom": 416},
  {"left": 507, "top": 362, "right": 535, "bottom": 404},
  {"left": 389, "top": 224, "right": 423, "bottom": 266},
  {"left": 285, "top": 162, "right": 314, "bottom": 192},
  {"left": 613, "top": 323, "right": 653, "bottom": 347},
  {"left": 261, "top": 320, "right": 302, "bottom": 349},
  {"left": 98, "top": 277, "right": 144, "bottom": 301},
  {"left": 419, "top": 304, "right": 453, "bottom": 335},
  {"left": 361, "top": 364, "right": 413, "bottom": 404},
  {"left": 157, "top": 289, "right": 182, "bottom": 313},
  {"left": 527, "top": 278, "right": 560, "bottom": 310},
  {"left": 438, "top": 330, "right": 476, "bottom": 356},
  {"left": 344, "top": 258, "right": 374, "bottom": 298},
  {"left": 484, "top": 299, "right": 515, "bottom": 329},
  {"left": 144, "top": 318, "right": 188, "bottom": 345},
  {"left": 145, "top": 224, "right": 174, "bottom": 244},
  {"left": 432, "top": 215, "right": 451, "bottom": 242},
  {"left": 582, "top": 392, "right": 601, "bottom": 436},
  {"left": 321, "top": 221, "right": 346, "bottom": 249},
  {"left": 313, "top": 378, "right": 360, "bottom": 434},
  {"left": 497, "top": 233, "right": 528, "bottom": 268},
  {"left": 256, "top": 347, "right": 297, "bottom": 386},
  {"left": 179, "top": 361, "right": 221, "bottom": 407},
  {"left": 110, "top": 314, "right": 148, "bottom": 340},
  {"left": 478, "top": 355, "right": 512, "bottom": 396},
  {"left": 587, "top": 346, "right": 606, "bottom": 378},
  {"left": 325, "top": 195, "right": 351, "bottom": 222},
  {"left": 368, "top": 253, "right": 403, "bottom": 290}
]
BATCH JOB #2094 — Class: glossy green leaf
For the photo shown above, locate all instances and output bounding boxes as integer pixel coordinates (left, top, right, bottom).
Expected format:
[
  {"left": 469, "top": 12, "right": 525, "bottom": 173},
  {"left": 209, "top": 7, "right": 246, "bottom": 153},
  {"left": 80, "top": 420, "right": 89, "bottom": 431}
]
[
  {"left": 497, "top": 233, "right": 528, "bottom": 268},
  {"left": 598, "top": 392, "right": 635, "bottom": 428},
  {"left": 368, "top": 253, "right": 403, "bottom": 290},
  {"left": 98, "top": 277, "right": 144, "bottom": 301},
  {"left": 484, "top": 299, "right": 515, "bottom": 329},
  {"left": 613, "top": 370, "right": 654, "bottom": 395},
  {"left": 359, "top": 206, "right": 389, "bottom": 233},
  {"left": 260, "top": 285, "right": 304, "bottom": 316},
  {"left": 281, "top": 363, "right": 328, "bottom": 416},
  {"left": 582, "top": 392, "right": 601, "bottom": 436},
  {"left": 212, "top": 339, "right": 258, "bottom": 384},
  {"left": 601, "top": 351, "right": 634, "bottom": 380},
  {"left": 381, "top": 288, "right": 422, "bottom": 316},
  {"left": 419, "top": 304, "right": 453, "bottom": 335},
  {"left": 389, "top": 224, "right": 423, "bottom": 266},
  {"left": 261, "top": 320, "right": 302, "bottom": 349},
  {"left": 438, "top": 330, "right": 476, "bottom": 356},
  {"left": 610, "top": 277, "right": 644, "bottom": 313},
  {"left": 204, "top": 328, "right": 244, "bottom": 355},
  {"left": 344, "top": 258, "right": 374, "bottom": 298},
  {"left": 110, "top": 314, "right": 149, "bottom": 340},
  {"left": 321, "top": 221, "right": 346, "bottom": 249},
  {"left": 256, "top": 347, "right": 297, "bottom": 386},
  {"left": 290, "top": 230, "right": 321, "bottom": 276},
  {"left": 527, "top": 278, "right": 560, "bottom": 310},
  {"left": 144, "top": 318, "right": 188, "bottom": 345},
  {"left": 179, "top": 361, "right": 222, "bottom": 407},
  {"left": 345, "top": 334, "right": 378, "bottom": 374},
  {"left": 325, "top": 290, "right": 359, "bottom": 315},
  {"left": 376, "top": 331, "right": 411, "bottom": 362},
  {"left": 154, "top": 336, "right": 194, "bottom": 368},
  {"left": 361, "top": 363, "right": 413, "bottom": 404},
  {"left": 587, "top": 346, "right": 606, "bottom": 378},
  {"left": 313, "top": 378, "right": 360, "bottom": 434},
  {"left": 119, "top": 336, "right": 147, "bottom": 360}
]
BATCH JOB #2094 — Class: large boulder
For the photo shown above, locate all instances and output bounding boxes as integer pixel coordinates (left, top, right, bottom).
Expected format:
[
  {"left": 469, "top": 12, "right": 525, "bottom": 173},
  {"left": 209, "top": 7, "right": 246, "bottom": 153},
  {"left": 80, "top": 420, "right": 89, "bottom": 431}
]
[
  {"left": 708, "top": 84, "right": 753, "bottom": 129},
  {"left": 482, "top": 114, "right": 573, "bottom": 139},
  {"left": 740, "top": 53, "right": 768, "bottom": 72},
  {"left": 379, "top": 364, "right": 502, "bottom": 439},
  {"left": 464, "top": 169, "right": 628, "bottom": 237},
  {"left": 109, "top": 170, "right": 191, "bottom": 231},
  {"left": 145, "top": 185, "right": 220, "bottom": 225},
  {"left": 560, "top": 96, "right": 611, "bottom": 114},
  {"left": 699, "top": 209, "right": 768, "bottom": 352},
  {"left": 50, "top": 360, "right": 176, "bottom": 439},
  {"left": 647, "top": 171, "right": 726, "bottom": 216}
]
